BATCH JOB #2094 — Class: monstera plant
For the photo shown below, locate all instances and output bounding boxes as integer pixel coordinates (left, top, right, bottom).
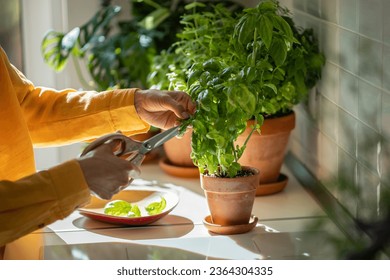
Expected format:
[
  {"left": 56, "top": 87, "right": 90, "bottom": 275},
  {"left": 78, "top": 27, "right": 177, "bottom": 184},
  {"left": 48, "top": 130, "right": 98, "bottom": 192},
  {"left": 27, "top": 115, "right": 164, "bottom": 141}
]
[{"left": 41, "top": 0, "right": 243, "bottom": 91}]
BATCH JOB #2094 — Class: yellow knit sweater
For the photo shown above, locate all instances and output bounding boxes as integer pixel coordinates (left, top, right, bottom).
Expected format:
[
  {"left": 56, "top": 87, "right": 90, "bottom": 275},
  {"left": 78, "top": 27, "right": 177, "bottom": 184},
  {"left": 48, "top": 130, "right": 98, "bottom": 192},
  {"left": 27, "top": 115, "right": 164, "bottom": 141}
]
[{"left": 0, "top": 46, "right": 149, "bottom": 246}]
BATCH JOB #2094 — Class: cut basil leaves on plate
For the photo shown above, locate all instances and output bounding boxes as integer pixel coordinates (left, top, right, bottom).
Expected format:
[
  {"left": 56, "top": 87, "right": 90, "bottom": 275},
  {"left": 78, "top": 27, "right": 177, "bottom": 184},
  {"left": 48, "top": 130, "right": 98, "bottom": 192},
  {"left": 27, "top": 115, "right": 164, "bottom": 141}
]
[{"left": 103, "top": 197, "right": 166, "bottom": 217}]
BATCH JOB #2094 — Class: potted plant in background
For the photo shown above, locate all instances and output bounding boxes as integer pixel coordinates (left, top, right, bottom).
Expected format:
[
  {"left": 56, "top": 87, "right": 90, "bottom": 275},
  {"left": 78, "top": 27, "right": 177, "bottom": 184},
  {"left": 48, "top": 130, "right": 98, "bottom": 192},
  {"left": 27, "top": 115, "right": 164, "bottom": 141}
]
[
  {"left": 41, "top": 0, "right": 217, "bottom": 90},
  {"left": 41, "top": 0, "right": 173, "bottom": 161},
  {"left": 41, "top": 0, "right": 243, "bottom": 164},
  {"left": 150, "top": 0, "right": 325, "bottom": 194},
  {"left": 234, "top": 7, "right": 325, "bottom": 195}
]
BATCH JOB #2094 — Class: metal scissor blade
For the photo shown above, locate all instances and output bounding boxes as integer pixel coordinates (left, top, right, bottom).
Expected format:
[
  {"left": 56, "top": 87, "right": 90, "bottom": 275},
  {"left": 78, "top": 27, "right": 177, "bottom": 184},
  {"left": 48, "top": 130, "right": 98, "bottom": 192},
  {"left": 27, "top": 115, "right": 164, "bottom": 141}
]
[{"left": 140, "top": 126, "right": 180, "bottom": 154}]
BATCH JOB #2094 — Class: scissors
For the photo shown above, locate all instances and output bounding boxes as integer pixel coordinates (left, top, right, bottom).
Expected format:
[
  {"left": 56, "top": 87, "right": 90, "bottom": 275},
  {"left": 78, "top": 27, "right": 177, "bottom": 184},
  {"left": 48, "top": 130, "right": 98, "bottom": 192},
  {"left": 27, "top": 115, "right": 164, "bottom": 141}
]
[{"left": 80, "top": 126, "right": 180, "bottom": 177}]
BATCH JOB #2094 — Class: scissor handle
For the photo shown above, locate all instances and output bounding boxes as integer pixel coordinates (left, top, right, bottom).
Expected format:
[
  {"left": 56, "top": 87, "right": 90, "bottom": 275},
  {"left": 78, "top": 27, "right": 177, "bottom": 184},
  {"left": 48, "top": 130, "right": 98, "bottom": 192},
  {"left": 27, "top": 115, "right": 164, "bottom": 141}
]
[
  {"left": 80, "top": 133, "right": 133, "bottom": 157},
  {"left": 127, "top": 153, "right": 145, "bottom": 167}
]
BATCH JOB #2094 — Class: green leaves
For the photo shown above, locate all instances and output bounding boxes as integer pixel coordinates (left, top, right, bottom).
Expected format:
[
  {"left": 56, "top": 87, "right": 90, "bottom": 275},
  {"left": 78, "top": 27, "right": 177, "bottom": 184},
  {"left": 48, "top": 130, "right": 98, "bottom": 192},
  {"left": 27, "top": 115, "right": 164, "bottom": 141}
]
[
  {"left": 258, "top": 15, "right": 273, "bottom": 49},
  {"left": 41, "top": 31, "right": 73, "bottom": 71},
  {"left": 184, "top": 2, "right": 206, "bottom": 10},
  {"left": 149, "top": 0, "right": 324, "bottom": 178},
  {"left": 235, "top": 12, "right": 257, "bottom": 46},
  {"left": 138, "top": 7, "right": 170, "bottom": 30},
  {"left": 41, "top": 6, "right": 122, "bottom": 73},
  {"left": 104, "top": 200, "right": 138, "bottom": 217},
  {"left": 227, "top": 84, "right": 256, "bottom": 115},
  {"left": 145, "top": 197, "right": 167, "bottom": 215},
  {"left": 103, "top": 198, "right": 167, "bottom": 217},
  {"left": 269, "top": 37, "right": 288, "bottom": 66}
]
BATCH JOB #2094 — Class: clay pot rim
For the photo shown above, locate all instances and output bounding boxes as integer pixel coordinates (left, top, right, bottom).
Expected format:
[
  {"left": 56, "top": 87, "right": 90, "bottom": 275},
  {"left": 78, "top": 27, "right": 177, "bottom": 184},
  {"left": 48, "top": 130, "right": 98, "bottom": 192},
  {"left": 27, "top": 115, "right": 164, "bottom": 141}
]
[{"left": 200, "top": 166, "right": 260, "bottom": 193}]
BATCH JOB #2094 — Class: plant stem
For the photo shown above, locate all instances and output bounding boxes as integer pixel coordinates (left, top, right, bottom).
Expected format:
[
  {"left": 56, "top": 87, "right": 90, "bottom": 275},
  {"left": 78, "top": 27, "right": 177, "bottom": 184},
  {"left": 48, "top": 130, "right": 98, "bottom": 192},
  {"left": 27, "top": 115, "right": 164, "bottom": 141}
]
[{"left": 238, "top": 120, "right": 258, "bottom": 161}]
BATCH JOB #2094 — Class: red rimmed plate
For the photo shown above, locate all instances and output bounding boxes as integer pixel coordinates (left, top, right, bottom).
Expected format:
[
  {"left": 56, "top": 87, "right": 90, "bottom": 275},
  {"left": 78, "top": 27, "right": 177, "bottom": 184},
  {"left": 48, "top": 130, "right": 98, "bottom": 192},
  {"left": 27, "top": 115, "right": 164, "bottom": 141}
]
[{"left": 78, "top": 185, "right": 179, "bottom": 226}]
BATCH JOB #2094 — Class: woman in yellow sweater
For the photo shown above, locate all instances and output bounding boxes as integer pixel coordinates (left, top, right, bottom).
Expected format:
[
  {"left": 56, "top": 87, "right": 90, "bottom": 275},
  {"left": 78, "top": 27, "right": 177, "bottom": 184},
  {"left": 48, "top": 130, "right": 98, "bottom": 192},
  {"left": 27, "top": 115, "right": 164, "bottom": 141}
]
[{"left": 0, "top": 46, "right": 195, "bottom": 255}]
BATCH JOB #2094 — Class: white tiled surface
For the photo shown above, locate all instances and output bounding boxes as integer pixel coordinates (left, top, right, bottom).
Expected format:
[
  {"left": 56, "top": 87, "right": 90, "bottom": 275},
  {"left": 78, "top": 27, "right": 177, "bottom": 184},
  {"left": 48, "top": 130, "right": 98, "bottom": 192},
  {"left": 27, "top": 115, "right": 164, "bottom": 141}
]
[
  {"left": 5, "top": 163, "right": 333, "bottom": 260},
  {"left": 278, "top": 0, "right": 390, "bottom": 222}
]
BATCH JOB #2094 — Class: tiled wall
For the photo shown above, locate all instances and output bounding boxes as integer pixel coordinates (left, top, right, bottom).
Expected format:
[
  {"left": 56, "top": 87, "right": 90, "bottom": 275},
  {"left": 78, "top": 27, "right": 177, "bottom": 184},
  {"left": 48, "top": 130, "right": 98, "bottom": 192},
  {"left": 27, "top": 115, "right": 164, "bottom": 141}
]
[{"left": 275, "top": 0, "right": 390, "bottom": 223}]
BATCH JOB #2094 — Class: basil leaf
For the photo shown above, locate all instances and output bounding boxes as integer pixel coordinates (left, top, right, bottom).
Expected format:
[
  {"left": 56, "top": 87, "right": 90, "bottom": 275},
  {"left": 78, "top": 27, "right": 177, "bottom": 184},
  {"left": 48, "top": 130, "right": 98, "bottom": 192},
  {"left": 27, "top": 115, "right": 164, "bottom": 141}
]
[
  {"left": 269, "top": 37, "right": 287, "bottom": 66},
  {"left": 258, "top": 15, "right": 273, "bottom": 49},
  {"left": 128, "top": 205, "right": 141, "bottom": 217},
  {"left": 145, "top": 197, "right": 167, "bottom": 215},
  {"left": 104, "top": 200, "right": 132, "bottom": 217}
]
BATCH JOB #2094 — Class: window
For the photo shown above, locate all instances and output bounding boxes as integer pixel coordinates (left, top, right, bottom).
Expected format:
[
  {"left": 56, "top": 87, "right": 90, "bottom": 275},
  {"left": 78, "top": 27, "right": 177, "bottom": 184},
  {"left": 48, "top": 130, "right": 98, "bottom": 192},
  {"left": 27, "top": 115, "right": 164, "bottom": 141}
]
[{"left": 0, "top": 0, "right": 23, "bottom": 70}]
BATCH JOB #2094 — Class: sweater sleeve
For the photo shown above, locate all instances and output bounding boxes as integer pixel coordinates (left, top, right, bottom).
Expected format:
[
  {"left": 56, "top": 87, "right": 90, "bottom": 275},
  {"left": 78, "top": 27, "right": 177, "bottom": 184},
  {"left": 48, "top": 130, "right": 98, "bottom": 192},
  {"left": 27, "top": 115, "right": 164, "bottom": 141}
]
[
  {"left": 0, "top": 160, "right": 91, "bottom": 246},
  {"left": 3, "top": 49, "right": 150, "bottom": 147},
  {"left": 22, "top": 87, "right": 151, "bottom": 147}
]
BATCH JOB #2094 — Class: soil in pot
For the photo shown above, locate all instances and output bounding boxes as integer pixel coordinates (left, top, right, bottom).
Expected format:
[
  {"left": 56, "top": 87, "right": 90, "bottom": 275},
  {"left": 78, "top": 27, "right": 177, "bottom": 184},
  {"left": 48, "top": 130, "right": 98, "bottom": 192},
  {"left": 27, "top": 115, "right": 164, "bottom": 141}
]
[{"left": 200, "top": 166, "right": 259, "bottom": 227}]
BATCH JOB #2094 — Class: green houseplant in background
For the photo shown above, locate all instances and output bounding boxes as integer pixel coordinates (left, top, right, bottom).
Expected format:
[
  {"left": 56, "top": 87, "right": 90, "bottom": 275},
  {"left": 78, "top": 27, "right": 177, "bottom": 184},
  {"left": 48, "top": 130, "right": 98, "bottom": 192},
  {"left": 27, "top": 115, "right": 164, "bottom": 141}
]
[
  {"left": 150, "top": 0, "right": 325, "bottom": 195},
  {"left": 41, "top": 0, "right": 242, "bottom": 90},
  {"left": 40, "top": 0, "right": 243, "bottom": 161}
]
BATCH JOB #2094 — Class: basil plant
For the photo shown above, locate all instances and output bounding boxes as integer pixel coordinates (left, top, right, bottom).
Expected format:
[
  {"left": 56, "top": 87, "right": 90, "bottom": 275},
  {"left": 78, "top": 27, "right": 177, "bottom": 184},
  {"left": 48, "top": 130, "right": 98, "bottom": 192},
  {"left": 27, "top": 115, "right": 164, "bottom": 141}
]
[{"left": 149, "top": 0, "right": 325, "bottom": 178}]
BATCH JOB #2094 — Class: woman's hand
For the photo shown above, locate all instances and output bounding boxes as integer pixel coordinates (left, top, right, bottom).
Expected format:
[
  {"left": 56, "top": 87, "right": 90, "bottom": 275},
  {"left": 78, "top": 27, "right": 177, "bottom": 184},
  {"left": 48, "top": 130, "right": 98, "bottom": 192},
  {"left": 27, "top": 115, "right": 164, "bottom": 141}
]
[
  {"left": 77, "top": 141, "right": 140, "bottom": 200},
  {"left": 134, "top": 89, "right": 196, "bottom": 129}
]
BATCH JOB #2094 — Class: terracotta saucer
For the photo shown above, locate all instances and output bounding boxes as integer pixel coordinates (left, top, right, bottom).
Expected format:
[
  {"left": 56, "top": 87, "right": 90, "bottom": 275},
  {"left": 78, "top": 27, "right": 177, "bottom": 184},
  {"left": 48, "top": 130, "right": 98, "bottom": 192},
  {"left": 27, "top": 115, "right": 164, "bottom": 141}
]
[
  {"left": 159, "top": 158, "right": 199, "bottom": 178},
  {"left": 203, "top": 215, "right": 258, "bottom": 235},
  {"left": 256, "top": 173, "right": 288, "bottom": 196}
]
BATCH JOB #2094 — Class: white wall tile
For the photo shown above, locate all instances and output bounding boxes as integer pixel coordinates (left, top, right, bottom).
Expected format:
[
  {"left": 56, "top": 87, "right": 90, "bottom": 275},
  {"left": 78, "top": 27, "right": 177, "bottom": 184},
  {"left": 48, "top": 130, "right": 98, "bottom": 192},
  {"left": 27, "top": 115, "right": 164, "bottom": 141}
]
[
  {"left": 306, "top": 0, "right": 321, "bottom": 17},
  {"left": 337, "top": 147, "right": 358, "bottom": 215},
  {"left": 321, "top": 23, "right": 340, "bottom": 64},
  {"left": 358, "top": 80, "right": 382, "bottom": 131},
  {"left": 338, "top": 108, "right": 358, "bottom": 157},
  {"left": 356, "top": 164, "right": 381, "bottom": 221},
  {"left": 284, "top": 0, "right": 389, "bottom": 219},
  {"left": 358, "top": 36, "right": 383, "bottom": 88},
  {"left": 320, "top": 96, "right": 338, "bottom": 141},
  {"left": 380, "top": 139, "right": 390, "bottom": 186},
  {"left": 381, "top": 93, "right": 390, "bottom": 140},
  {"left": 382, "top": 45, "right": 390, "bottom": 92},
  {"left": 318, "top": 133, "right": 338, "bottom": 188},
  {"left": 321, "top": 0, "right": 338, "bottom": 24},
  {"left": 339, "top": 69, "right": 358, "bottom": 117},
  {"left": 357, "top": 122, "right": 381, "bottom": 174},
  {"left": 339, "top": 0, "right": 358, "bottom": 31},
  {"left": 358, "top": 0, "right": 383, "bottom": 41},
  {"left": 339, "top": 29, "right": 359, "bottom": 74},
  {"left": 383, "top": 0, "right": 390, "bottom": 46},
  {"left": 318, "top": 63, "right": 339, "bottom": 102},
  {"left": 292, "top": 0, "right": 306, "bottom": 11}
]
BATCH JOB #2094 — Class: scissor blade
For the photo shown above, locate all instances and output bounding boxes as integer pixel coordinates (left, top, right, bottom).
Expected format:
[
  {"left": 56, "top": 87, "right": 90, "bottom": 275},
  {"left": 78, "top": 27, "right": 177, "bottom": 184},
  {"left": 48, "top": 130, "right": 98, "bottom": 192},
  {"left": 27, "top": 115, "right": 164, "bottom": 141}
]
[{"left": 140, "top": 126, "right": 180, "bottom": 153}]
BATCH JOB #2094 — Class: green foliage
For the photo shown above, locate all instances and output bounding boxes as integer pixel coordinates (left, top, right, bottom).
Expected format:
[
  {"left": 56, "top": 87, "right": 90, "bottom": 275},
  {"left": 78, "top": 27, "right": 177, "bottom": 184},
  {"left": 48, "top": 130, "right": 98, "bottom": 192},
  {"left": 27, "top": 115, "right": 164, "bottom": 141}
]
[
  {"left": 41, "top": 0, "right": 242, "bottom": 91},
  {"left": 103, "top": 199, "right": 141, "bottom": 217},
  {"left": 103, "top": 197, "right": 166, "bottom": 217},
  {"left": 145, "top": 197, "right": 166, "bottom": 215},
  {"left": 148, "top": 0, "right": 325, "bottom": 177}
]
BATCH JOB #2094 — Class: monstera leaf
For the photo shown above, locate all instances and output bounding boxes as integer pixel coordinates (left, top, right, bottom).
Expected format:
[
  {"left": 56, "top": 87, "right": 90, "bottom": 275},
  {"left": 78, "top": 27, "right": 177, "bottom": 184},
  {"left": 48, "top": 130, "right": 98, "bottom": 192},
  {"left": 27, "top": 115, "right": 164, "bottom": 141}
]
[
  {"left": 41, "top": 5, "right": 121, "bottom": 71},
  {"left": 41, "top": 28, "right": 80, "bottom": 71}
]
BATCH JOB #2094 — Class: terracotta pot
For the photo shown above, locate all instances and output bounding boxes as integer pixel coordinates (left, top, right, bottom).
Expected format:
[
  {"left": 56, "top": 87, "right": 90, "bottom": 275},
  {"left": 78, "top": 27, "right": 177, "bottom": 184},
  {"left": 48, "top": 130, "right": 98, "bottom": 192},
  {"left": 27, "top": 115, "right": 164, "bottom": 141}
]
[
  {"left": 163, "top": 128, "right": 194, "bottom": 167},
  {"left": 200, "top": 167, "right": 259, "bottom": 226},
  {"left": 236, "top": 112, "right": 295, "bottom": 185}
]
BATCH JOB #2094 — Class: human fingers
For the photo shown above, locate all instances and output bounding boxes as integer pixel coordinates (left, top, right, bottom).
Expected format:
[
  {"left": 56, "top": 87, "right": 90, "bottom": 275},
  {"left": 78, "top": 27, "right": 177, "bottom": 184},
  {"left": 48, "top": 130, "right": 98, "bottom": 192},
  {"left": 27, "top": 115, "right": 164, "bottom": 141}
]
[{"left": 166, "top": 91, "right": 196, "bottom": 116}]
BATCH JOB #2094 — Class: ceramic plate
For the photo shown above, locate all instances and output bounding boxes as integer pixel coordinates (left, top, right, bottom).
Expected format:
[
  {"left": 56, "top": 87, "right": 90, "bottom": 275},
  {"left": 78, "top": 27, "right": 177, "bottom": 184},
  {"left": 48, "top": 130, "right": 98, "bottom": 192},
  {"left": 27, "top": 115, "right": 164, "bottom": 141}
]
[{"left": 78, "top": 185, "right": 179, "bottom": 226}]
